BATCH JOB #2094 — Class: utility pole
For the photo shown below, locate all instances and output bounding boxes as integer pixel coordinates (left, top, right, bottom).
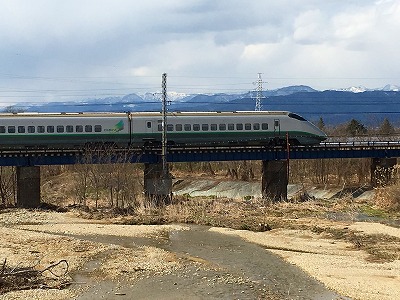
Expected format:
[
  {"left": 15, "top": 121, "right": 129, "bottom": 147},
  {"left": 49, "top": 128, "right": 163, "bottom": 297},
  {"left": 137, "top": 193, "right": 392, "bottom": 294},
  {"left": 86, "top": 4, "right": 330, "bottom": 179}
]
[{"left": 253, "top": 73, "right": 266, "bottom": 111}]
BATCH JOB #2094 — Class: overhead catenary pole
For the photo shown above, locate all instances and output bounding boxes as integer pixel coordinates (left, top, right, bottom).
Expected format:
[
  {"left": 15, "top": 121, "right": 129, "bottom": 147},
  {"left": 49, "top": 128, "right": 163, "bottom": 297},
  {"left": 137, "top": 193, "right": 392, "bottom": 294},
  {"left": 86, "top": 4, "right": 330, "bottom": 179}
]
[
  {"left": 161, "top": 73, "right": 168, "bottom": 175},
  {"left": 143, "top": 74, "right": 171, "bottom": 204},
  {"left": 286, "top": 132, "right": 290, "bottom": 179}
]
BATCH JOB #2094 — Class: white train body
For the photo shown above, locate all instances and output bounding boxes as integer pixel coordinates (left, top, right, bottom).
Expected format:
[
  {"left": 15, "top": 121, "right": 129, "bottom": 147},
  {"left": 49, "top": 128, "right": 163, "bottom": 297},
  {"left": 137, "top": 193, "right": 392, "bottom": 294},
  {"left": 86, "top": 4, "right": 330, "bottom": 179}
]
[{"left": 0, "top": 111, "right": 327, "bottom": 149}]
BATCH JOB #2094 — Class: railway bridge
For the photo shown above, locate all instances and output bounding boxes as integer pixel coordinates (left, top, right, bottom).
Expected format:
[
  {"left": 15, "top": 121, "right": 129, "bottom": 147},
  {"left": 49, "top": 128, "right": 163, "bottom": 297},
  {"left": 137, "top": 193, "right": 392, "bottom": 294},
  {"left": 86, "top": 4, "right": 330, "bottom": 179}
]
[{"left": 1, "top": 141, "right": 400, "bottom": 208}]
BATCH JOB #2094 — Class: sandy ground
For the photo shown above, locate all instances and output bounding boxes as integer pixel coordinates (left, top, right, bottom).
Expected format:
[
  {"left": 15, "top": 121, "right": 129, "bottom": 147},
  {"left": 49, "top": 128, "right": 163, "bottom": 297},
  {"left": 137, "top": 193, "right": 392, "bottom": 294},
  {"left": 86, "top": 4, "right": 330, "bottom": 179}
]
[
  {"left": 212, "top": 219, "right": 400, "bottom": 300},
  {"left": 1, "top": 209, "right": 399, "bottom": 300},
  {"left": 0, "top": 210, "right": 188, "bottom": 300}
]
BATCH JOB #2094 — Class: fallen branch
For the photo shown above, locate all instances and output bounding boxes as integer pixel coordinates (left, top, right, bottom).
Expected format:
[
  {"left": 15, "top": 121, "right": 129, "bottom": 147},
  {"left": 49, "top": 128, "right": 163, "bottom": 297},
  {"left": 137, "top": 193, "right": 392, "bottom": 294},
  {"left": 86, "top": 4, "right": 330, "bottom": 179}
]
[
  {"left": 40, "top": 259, "right": 69, "bottom": 277},
  {"left": 1, "top": 258, "right": 6, "bottom": 275},
  {"left": 0, "top": 259, "right": 69, "bottom": 278}
]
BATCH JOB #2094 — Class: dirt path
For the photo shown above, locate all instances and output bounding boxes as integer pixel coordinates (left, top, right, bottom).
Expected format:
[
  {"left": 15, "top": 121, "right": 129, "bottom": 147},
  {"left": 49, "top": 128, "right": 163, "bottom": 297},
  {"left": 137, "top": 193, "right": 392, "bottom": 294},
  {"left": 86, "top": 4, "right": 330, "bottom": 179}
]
[{"left": 1, "top": 209, "right": 399, "bottom": 299}]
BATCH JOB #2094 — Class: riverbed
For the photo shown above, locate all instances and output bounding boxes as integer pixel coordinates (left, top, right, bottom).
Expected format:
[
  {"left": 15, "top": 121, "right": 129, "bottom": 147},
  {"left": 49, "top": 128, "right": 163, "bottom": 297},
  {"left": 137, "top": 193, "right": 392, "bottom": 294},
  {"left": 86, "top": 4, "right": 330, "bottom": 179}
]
[{"left": 1, "top": 209, "right": 399, "bottom": 299}]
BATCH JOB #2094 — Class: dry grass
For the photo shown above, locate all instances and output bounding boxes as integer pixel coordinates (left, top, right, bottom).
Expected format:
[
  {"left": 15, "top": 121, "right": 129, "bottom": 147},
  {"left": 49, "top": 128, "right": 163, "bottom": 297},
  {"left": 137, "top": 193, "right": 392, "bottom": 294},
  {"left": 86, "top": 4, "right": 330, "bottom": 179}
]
[
  {"left": 374, "top": 184, "right": 400, "bottom": 211},
  {"left": 310, "top": 225, "right": 400, "bottom": 262}
]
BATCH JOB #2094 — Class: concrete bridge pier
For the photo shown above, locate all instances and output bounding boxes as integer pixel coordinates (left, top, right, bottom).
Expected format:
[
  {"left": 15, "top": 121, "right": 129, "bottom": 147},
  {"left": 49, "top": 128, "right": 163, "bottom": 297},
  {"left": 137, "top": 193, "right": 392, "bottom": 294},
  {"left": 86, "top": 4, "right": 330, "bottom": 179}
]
[
  {"left": 143, "top": 163, "right": 172, "bottom": 205},
  {"left": 261, "top": 160, "right": 288, "bottom": 201},
  {"left": 371, "top": 158, "right": 397, "bottom": 187},
  {"left": 16, "top": 166, "right": 41, "bottom": 208}
]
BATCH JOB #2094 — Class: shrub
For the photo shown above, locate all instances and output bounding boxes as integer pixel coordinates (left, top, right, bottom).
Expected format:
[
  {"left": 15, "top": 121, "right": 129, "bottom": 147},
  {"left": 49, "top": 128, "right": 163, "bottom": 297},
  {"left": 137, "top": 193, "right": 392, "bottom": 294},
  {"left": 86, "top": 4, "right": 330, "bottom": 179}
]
[{"left": 374, "top": 184, "right": 400, "bottom": 211}]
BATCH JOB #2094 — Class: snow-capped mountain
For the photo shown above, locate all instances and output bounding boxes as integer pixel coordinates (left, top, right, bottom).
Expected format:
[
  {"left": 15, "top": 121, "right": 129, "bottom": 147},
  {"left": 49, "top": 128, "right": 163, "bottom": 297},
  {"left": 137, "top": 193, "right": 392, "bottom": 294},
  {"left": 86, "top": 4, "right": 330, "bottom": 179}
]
[
  {"left": 339, "top": 86, "right": 369, "bottom": 93},
  {"left": 339, "top": 84, "right": 400, "bottom": 93},
  {"left": 167, "top": 91, "right": 194, "bottom": 101},
  {"left": 139, "top": 91, "right": 194, "bottom": 102},
  {"left": 380, "top": 84, "right": 400, "bottom": 92}
]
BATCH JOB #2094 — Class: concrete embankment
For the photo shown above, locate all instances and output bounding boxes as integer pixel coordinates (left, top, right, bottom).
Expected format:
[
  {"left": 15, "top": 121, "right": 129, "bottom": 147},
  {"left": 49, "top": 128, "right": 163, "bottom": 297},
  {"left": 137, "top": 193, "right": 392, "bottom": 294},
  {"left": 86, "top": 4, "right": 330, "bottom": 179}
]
[{"left": 173, "top": 179, "right": 375, "bottom": 201}]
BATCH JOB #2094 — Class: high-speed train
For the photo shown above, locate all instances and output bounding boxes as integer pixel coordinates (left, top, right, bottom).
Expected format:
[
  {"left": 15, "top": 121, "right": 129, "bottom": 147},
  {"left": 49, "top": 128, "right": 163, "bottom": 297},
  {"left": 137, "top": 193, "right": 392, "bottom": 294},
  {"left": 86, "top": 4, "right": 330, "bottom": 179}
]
[{"left": 0, "top": 111, "right": 327, "bottom": 149}]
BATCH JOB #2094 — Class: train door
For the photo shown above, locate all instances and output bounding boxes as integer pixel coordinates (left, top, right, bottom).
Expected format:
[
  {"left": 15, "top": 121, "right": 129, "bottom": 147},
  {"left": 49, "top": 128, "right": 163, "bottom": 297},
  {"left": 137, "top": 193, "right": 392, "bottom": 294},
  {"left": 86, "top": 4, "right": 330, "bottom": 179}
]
[
  {"left": 145, "top": 120, "right": 155, "bottom": 133},
  {"left": 274, "top": 119, "right": 280, "bottom": 135},
  {"left": 140, "top": 120, "right": 156, "bottom": 145}
]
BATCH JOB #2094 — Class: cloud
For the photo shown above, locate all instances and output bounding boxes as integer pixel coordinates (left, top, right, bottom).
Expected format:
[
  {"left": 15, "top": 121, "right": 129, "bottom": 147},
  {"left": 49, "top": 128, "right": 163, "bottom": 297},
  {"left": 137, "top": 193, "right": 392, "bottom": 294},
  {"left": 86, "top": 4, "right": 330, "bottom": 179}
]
[
  {"left": 293, "top": 9, "right": 330, "bottom": 45},
  {"left": 0, "top": 0, "right": 400, "bottom": 103}
]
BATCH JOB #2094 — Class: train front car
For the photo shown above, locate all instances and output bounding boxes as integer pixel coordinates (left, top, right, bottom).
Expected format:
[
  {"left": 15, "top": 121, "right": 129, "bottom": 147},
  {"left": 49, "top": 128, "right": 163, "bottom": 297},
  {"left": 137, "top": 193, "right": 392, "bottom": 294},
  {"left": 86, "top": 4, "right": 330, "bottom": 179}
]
[
  {"left": 284, "top": 112, "right": 327, "bottom": 145},
  {"left": 130, "top": 111, "right": 327, "bottom": 148}
]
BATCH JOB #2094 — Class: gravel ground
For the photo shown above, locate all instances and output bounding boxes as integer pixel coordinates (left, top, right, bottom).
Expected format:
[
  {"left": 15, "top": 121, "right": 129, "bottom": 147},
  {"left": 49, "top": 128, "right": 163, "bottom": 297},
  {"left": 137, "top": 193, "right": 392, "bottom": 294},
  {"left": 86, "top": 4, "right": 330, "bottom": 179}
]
[
  {"left": 1, "top": 209, "right": 399, "bottom": 300},
  {"left": 0, "top": 210, "right": 188, "bottom": 300},
  {"left": 212, "top": 219, "right": 400, "bottom": 300}
]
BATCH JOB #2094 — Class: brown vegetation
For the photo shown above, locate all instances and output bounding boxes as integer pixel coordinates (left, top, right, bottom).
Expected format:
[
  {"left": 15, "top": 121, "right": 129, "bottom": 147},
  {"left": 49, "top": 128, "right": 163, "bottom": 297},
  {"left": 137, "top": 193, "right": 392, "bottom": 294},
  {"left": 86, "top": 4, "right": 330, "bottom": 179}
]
[{"left": 374, "top": 184, "right": 400, "bottom": 211}]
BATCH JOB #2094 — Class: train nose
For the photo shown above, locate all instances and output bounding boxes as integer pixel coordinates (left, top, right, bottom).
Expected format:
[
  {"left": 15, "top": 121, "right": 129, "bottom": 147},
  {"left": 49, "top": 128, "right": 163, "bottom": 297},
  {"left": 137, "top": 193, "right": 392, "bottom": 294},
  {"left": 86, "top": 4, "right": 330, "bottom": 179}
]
[
  {"left": 308, "top": 122, "right": 327, "bottom": 141},
  {"left": 316, "top": 127, "right": 328, "bottom": 140}
]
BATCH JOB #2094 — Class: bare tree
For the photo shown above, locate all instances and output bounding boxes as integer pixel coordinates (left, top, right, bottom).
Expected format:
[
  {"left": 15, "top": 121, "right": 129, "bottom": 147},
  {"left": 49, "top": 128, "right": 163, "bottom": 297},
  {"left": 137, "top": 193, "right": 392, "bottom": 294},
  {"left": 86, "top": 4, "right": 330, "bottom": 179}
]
[{"left": 0, "top": 167, "right": 16, "bottom": 206}]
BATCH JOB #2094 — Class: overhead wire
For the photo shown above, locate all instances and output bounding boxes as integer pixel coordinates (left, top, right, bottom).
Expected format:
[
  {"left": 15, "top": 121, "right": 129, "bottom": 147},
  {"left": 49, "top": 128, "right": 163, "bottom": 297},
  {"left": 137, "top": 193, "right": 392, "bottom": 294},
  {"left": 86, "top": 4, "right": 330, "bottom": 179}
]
[{"left": 0, "top": 74, "right": 399, "bottom": 115}]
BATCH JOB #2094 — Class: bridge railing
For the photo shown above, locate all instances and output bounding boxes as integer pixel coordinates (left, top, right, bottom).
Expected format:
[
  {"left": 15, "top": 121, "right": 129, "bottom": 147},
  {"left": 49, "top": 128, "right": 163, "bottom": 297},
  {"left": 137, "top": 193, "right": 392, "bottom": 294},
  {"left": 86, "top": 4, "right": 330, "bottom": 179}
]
[{"left": 320, "top": 140, "right": 400, "bottom": 148}]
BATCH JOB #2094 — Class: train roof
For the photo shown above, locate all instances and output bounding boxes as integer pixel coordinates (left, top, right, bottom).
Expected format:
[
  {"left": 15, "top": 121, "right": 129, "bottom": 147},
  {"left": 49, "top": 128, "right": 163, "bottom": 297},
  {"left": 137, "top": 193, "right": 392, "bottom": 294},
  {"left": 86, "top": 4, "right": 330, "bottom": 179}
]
[
  {"left": 0, "top": 112, "right": 125, "bottom": 117},
  {"left": 0, "top": 111, "right": 292, "bottom": 118},
  {"left": 169, "top": 111, "right": 291, "bottom": 116}
]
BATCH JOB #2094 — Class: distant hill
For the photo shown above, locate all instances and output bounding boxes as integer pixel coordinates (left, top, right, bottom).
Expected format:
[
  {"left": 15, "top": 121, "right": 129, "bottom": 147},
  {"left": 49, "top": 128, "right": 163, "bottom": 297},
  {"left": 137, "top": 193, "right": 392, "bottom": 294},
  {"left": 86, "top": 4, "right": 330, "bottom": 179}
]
[{"left": 4, "top": 85, "right": 400, "bottom": 126}]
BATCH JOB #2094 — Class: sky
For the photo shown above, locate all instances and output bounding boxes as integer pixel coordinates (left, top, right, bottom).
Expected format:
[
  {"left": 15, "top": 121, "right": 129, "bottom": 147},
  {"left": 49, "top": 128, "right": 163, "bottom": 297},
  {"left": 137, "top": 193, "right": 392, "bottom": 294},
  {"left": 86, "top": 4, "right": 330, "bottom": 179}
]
[{"left": 1, "top": 0, "right": 400, "bottom": 104}]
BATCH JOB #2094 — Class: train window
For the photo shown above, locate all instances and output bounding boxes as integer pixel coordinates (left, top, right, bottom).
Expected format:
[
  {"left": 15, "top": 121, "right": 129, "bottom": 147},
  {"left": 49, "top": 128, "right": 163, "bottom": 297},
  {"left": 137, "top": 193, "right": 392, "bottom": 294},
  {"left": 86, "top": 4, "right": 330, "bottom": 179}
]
[
  {"left": 236, "top": 123, "right": 243, "bottom": 130},
  {"left": 8, "top": 126, "right": 15, "bottom": 133},
  {"left": 245, "top": 123, "right": 251, "bottom": 130},
  {"left": 94, "top": 125, "right": 102, "bottom": 132},
  {"left": 262, "top": 123, "right": 268, "bottom": 130},
  {"left": 47, "top": 126, "right": 54, "bottom": 133},
  {"left": 66, "top": 125, "right": 74, "bottom": 133},
  {"left": 57, "top": 125, "right": 64, "bottom": 133},
  {"left": 0, "top": 126, "right": 5, "bottom": 133},
  {"left": 193, "top": 124, "right": 200, "bottom": 131},
  {"left": 76, "top": 125, "right": 83, "bottom": 132},
  {"left": 202, "top": 124, "right": 209, "bottom": 131},
  {"left": 176, "top": 124, "right": 182, "bottom": 131},
  {"left": 37, "top": 126, "right": 45, "bottom": 133},
  {"left": 28, "top": 126, "right": 35, "bottom": 133},
  {"left": 288, "top": 113, "right": 306, "bottom": 121},
  {"left": 158, "top": 124, "right": 162, "bottom": 131},
  {"left": 85, "top": 125, "right": 92, "bottom": 132},
  {"left": 184, "top": 124, "right": 191, "bottom": 131},
  {"left": 228, "top": 124, "right": 234, "bottom": 130},
  {"left": 146, "top": 121, "right": 152, "bottom": 129},
  {"left": 210, "top": 124, "right": 217, "bottom": 131},
  {"left": 219, "top": 124, "right": 226, "bottom": 131},
  {"left": 18, "top": 126, "right": 25, "bottom": 133},
  {"left": 253, "top": 123, "right": 260, "bottom": 130},
  {"left": 167, "top": 124, "right": 174, "bottom": 131}
]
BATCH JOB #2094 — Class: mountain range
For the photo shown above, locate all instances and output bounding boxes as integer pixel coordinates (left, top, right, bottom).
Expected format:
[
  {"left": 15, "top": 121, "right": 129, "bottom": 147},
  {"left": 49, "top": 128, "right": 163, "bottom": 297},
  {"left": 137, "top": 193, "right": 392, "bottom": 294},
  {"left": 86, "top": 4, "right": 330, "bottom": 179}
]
[{"left": 4, "top": 85, "right": 400, "bottom": 126}]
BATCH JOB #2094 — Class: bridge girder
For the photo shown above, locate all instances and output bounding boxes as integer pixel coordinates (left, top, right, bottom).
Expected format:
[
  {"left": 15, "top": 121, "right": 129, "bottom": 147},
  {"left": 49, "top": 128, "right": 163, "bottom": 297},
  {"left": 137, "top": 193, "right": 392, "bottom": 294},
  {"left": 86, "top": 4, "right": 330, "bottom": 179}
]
[{"left": 0, "top": 144, "right": 400, "bottom": 167}]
